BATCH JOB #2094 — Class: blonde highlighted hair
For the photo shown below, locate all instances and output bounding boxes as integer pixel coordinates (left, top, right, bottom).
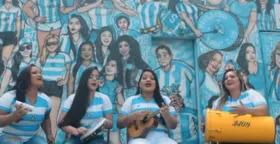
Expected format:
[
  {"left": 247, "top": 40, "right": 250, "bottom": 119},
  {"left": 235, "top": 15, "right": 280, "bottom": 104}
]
[{"left": 40, "top": 34, "right": 60, "bottom": 66}]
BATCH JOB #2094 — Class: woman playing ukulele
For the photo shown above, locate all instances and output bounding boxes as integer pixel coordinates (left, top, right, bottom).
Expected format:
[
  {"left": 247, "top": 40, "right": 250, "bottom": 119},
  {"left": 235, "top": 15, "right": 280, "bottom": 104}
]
[{"left": 117, "top": 69, "right": 178, "bottom": 144}]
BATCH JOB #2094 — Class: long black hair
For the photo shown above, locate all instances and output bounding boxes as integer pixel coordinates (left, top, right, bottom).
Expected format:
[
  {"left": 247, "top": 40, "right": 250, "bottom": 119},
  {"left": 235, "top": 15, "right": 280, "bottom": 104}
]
[
  {"left": 110, "top": 35, "right": 150, "bottom": 86},
  {"left": 136, "top": 69, "right": 167, "bottom": 126},
  {"left": 13, "top": 64, "right": 35, "bottom": 103},
  {"left": 67, "top": 14, "right": 90, "bottom": 57},
  {"left": 72, "top": 41, "right": 95, "bottom": 78},
  {"left": 236, "top": 43, "right": 256, "bottom": 74},
  {"left": 59, "top": 67, "right": 99, "bottom": 128}
]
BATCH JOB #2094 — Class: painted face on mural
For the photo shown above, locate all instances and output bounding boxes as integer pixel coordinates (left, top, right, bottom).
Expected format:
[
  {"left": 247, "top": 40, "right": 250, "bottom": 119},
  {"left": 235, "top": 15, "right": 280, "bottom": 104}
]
[
  {"left": 119, "top": 41, "right": 130, "bottom": 57},
  {"left": 118, "top": 18, "right": 129, "bottom": 31},
  {"left": 245, "top": 46, "right": 256, "bottom": 63},
  {"left": 30, "top": 66, "right": 43, "bottom": 88},
  {"left": 206, "top": 53, "right": 222, "bottom": 74},
  {"left": 140, "top": 71, "right": 156, "bottom": 93},
  {"left": 156, "top": 49, "right": 172, "bottom": 68},
  {"left": 224, "top": 71, "right": 240, "bottom": 91},
  {"left": 81, "top": 44, "right": 93, "bottom": 61},
  {"left": 19, "top": 44, "right": 32, "bottom": 57},
  {"left": 87, "top": 69, "right": 100, "bottom": 91},
  {"left": 105, "top": 60, "right": 118, "bottom": 76},
  {"left": 46, "top": 38, "right": 59, "bottom": 53},
  {"left": 101, "top": 31, "right": 112, "bottom": 47},
  {"left": 68, "top": 17, "right": 81, "bottom": 34},
  {"left": 275, "top": 49, "right": 280, "bottom": 68}
]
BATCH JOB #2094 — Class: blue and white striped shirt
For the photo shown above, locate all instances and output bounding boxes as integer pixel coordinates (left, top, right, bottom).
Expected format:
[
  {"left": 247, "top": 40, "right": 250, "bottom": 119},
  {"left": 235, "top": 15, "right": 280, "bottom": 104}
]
[
  {"left": 212, "top": 89, "right": 267, "bottom": 112},
  {"left": 62, "top": 92, "right": 112, "bottom": 128},
  {"left": 120, "top": 95, "right": 177, "bottom": 133},
  {"left": 88, "top": 6, "right": 113, "bottom": 30},
  {"left": 257, "top": 9, "right": 276, "bottom": 31},
  {"left": 154, "top": 60, "right": 195, "bottom": 105},
  {"left": 60, "top": 34, "right": 86, "bottom": 61},
  {"left": 136, "top": 1, "right": 163, "bottom": 29},
  {"left": 0, "top": 90, "right": 52, "bottom": 142},
  {"left": 36, "top": 52, "right": 71, "bottom": 82},
  {"left": 0, "top": 5, "right": 20, "bottom": 32},
  {"left": 175, "top": 2, "right": 198, "bottom": 31},
  {"left": 31, "top": 0, "right": 61, "bottom": 23}
]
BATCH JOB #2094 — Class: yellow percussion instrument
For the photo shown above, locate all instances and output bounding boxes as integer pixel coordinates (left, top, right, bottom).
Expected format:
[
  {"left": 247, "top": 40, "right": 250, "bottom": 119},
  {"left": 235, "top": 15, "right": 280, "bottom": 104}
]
[{"left": 205, "top": 108, "right": 275, "bottom": 143}]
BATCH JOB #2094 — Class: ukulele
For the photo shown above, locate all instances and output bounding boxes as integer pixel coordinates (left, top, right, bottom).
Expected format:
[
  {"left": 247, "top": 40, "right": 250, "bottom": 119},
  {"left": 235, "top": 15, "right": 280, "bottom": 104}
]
[{"left": 128, "top": 104, "right": 173, "bottom": 138}]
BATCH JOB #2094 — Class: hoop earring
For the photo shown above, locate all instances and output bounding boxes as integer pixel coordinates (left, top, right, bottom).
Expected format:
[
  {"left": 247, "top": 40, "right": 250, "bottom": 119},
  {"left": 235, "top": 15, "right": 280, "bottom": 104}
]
[
  {"left": 18, "top": 81, "right": 28, "bottom": 92},
  {"left": 139, "top": 88, "right": 142, "bottom": 94}
]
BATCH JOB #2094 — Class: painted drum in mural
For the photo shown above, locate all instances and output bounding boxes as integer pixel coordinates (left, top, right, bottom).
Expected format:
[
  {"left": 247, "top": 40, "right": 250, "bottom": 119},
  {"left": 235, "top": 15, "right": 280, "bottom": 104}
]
[
  {"left": 197, "top": 10, "right": 244, "bottom": 51},
  {"left": 158, "top": 9, "right": 183, "bottom": 37}
]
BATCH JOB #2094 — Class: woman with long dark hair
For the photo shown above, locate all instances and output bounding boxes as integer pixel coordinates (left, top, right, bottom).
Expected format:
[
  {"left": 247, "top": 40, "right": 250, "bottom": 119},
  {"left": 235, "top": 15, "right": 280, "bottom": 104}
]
[
  {"left": 94, "top": 26, "right": 115, "bottom": 67},
  {"left": 110, "top": 35, "right": 150, "bottom": 99},
  {"left": 67, "top": 41, "right": 102, "bottom": 95},
  {"left": 0, "top": 64, "right": 53, "bottom": 143},
  {"left": 58, "top": 66, "right": 113, "bottom": 144},
  {"left": 60, "top": 14, "right": 90, "bottom": 61},
  {"left": 117, "top": 69, "right": 177, "bottom": 144},
  {"left": 236, "top": 42, "right": 266, "bottom": 96}
]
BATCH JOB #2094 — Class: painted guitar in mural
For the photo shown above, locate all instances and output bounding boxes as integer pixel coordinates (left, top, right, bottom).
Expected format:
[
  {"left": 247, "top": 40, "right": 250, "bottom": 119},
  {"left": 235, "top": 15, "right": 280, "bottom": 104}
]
[{"left": 128, "top": 104, "right": 174, "bottom": 138}]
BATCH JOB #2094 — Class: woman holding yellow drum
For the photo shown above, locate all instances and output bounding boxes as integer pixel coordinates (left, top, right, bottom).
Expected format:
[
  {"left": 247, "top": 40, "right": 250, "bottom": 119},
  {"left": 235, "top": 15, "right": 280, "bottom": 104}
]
[{"left": 201, "top": 69, "right": 270, "bottom": 144}]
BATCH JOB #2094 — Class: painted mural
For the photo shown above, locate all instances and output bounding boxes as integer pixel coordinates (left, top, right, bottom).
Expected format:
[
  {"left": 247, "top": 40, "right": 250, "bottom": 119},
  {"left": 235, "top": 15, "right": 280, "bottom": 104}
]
[{"left": 0, "top": 0, "right": 279, "bottom": 144}]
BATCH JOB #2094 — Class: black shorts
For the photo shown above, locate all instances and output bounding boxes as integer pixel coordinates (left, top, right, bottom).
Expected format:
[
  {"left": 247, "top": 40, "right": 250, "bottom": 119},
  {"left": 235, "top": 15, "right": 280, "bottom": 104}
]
[
  {"left": 41, "top": 81, "right": 63, "bottom": 98},
  {"left": 0, "top": 32, "right": 17, "bottom": 46}
]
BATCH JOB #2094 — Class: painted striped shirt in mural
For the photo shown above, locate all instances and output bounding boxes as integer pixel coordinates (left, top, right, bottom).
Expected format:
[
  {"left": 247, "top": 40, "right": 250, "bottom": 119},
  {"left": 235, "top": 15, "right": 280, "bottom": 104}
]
[
  {"left": 120, "top": 95, "right": 176, "bottom": 133},
  {"left": 31, "top": 0, "right": 61, "bottom": 23},
  {"left": 36, "top": 52, "right": 71, "bottom": 82},
  {"left": 60, "top": 34, "right": 86, "bottom": 61},
  {"left": 175, "top": 1, "right": 198, "bottom": 31},
  {"left": 227, "top": 0, "right": 257, "bottom": 29},
  {"left": 88, "top": 6, "right": 113, "bottom": 30},
  {"left": 62, "top": 92, "right": 112, "bottom": 129},
  {"left": 212, "top": 89, "right": 267, "bottom": 112},
  {"left": 136, "top": 1, "right": 163, "bottom": 29},
  {"left": 0, "top": 90, "right": 52, "bottom": 142},
  {"left": 0, "top": 5, "right": 20, "bottom": 32},
  {"left": 70, "top": 61, "right": 102, "bottom": 91},
  {"left": 6, "top": 56, "right": 37, "bottom": 73},
  {"left": 154, "top": 60, "right": 195, "bottom": 105},
  {"left": 154, "top": 60, "right": 196, "bottom": 143},
  {"left": 257, "top": 9, "right": 275, "bottom": 31}
]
